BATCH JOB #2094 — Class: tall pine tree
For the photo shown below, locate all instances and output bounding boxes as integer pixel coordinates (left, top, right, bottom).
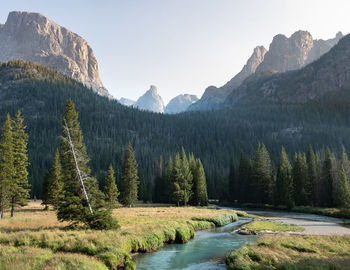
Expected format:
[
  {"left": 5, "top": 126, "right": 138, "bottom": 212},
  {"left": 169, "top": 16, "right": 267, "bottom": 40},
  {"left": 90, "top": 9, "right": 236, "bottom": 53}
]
[
  {"left": 46, "top": 150, "right": 63, "bottom": 209},
  {"left": 320, "top": 148, "right": 335, "bottom": 207},
  {"left": 275, "top": 147, "right": 293, "bottom": 207},
  {"left": 292, "top": 153, "right": 309, "bottom": 206},
  {"left": 57, "top": 100, "right": 117, "bottom": 229},
  {"left": 10, "top": 111, "right": 30, "bottom": 217},
  {"left": 251, "top": 143, "right": 273, "bottom": 204},
  {"left": 336, "top": 164, "right": 350, "bottom": 208},
  {"left": 0, "top": 114, "right": 14, "bottom": 219},
  {"left": 306, "top": 145, "right": 318, "bottom": 205},
  {"left": 120, "top": 142, "right": 139, "bottom": 207},
  {"left": 192, "top": 159, "right": 208, "bottom": 206},
  {"left": 104, "top": 164, "right": 119, "bottom": 208}
]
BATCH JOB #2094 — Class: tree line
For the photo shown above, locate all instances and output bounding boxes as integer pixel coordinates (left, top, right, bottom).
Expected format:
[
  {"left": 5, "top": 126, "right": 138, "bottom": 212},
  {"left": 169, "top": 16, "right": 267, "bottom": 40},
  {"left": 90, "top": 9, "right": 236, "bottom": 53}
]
[
  {"left": 154, "top": 149, "right": 208, "bottom": 206},
  {"left": 0, "top": 111, "right": 30, "bottom": 218},
  {"left": 226, "top": 143, "right": 350, "bottom": 208}
]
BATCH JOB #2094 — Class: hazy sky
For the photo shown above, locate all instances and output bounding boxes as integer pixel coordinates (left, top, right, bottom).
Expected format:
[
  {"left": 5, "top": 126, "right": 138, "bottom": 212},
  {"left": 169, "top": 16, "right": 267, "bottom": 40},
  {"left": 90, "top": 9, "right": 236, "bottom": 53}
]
[{"left": 1, "top": 0, "right": 349, "bottom": 103}]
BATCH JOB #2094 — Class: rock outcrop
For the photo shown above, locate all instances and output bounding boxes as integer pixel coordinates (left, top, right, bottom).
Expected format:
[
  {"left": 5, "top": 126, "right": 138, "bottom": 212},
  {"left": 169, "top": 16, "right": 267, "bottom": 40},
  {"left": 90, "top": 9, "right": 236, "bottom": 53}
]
[
  {"left": 225, "top": 33, "right": 350, "bottom": 106},
  {"left": 165, "top": 94, "right": 198, "bottom": 114},
  {"left": 134, "top": 85, "right": 165, "bottom": 113},
  {"left": 0, "top": 11, "right": 110, "bottom": 97},
  {"left": 188, "top": 46, "right": 267, "bottom": 111},
  {"left": 190, "top": 30, "right": 343, "bottom": 111},
  {"left": 119, "top": 97, "right": 135, "bottom": 107}
]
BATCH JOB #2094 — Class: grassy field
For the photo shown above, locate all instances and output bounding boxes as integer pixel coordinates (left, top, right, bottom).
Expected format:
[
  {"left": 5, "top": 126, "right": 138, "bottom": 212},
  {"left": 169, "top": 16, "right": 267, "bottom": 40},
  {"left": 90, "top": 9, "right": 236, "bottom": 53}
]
[
  {"left": 226, "top": 235, "right": 350, "bottom": 270},
  {"left": 0, "top": 202, "right": 239, "bottom": 269},
  {"left": 241, "top": 220, "right": 304, "bottom": 234}
]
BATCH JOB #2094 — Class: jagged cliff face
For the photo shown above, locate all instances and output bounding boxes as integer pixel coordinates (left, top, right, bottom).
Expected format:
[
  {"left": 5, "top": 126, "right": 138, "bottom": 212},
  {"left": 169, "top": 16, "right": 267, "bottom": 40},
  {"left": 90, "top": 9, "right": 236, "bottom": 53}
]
[
  {"left": 134, "top": 85, "right": 165, "bottom": 113},
  {"left": 256, "top": 31, "right": 314, "bottom": 73},
  {"left": 189, "top": 30, "right": 343, "bottom": 111},
  {"left": 188, "top": 46, "right": 267, "bottom": 111},
  {"left": 0, "top": 11, "right": 110, "bottom": 97},
  {"left": 256, "top": 30, "right": 343, "bottom": 73},
  {"left": 225, "top": 33, "right": 350, "bottom": 106},
  {"left": 165, "top": 94, "right": 198, "bottom": 114}
]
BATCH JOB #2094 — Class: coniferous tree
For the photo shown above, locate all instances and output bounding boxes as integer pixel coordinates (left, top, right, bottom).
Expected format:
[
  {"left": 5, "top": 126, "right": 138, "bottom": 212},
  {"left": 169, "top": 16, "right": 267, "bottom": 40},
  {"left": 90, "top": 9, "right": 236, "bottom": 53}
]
[
  {"left": 57, "top": 100, "right": 117, "bottom": 229},
  {"left": 104, "top": 164, "right": 119, "bottom": 208},
  {"left": 336, "top": 165, "right": 350, "bottom": 208},
  {"left": 292, "top": 153, "right": 309, "bottom": 206},
  {"left": 171, "top": 153, "right": 183, "bottom": 206},
  {"left": 275, "top": 147, "right": 293, "bottom": 207},
  {"left": 192, "top": 159, "right": 208, "bottom": 206},
  {"left": 251, "top": 143, "right": 273, "bottom": 204},
  {"left": 306, "top": 145, "right": 318, "bottom": 205},
  {"left": 320, "top": 148, "right": 335, "bottom": 206},
  {"left": 0, "top": 114, "right": 14, "bottom": 219},
  {"left": 162, "top": 156, "right": 173, "bottom": 203},
  {"left": 121, "top": 142, "right": 139, "bottom": 207},
  {"left": 46, "top": 150, "right": 63, "bottom": 209},
  {"left": 180, "top": 148, "right": 193, "bottom": 206},
  {"left": 10, "top": 111, "right": 30, "bottom": 217}
]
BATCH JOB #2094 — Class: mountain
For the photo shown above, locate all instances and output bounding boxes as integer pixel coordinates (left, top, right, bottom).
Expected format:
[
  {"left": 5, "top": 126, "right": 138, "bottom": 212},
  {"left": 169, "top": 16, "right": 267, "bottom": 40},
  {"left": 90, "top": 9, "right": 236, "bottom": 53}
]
[
  {"left": 225, "top": 33, "right": 350, "bottom": 106},
  {"left": 256, "top": 30, "right": 343, "bottom": 73},
  {"left": 119, "top": 97, "right": 135, "bottom": 107},
  {"left": 190, "top": 31, "right": 343, "bottom": 111},
  {"left": 134, "top": 85, "right": 165, "bottom": 113},
  {"left": 188, "top": 46, "right": 267, "bottom": 111},
  {"left": 2, "top": 57, "right": 350, "bottom": 201},
  {"left": 165, "top": 94, "right": 198, "bottom": 114},
  {"left": 0, "top": 11, "right": 110, "bottom": 97}
]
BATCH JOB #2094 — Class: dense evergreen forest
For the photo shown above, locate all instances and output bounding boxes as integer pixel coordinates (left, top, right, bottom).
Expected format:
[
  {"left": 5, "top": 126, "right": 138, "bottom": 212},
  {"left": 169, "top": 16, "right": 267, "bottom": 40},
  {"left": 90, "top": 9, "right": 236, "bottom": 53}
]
[{"left": 1, "top": 60, "right": 350, "bottom": 200}]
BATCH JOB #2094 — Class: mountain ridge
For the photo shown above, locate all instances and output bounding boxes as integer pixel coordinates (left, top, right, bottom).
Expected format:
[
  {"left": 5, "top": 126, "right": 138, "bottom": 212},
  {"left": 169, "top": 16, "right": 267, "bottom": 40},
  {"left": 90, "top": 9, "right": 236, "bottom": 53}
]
[{"left": 0, "top": 11, "right": 111, "bottom": 97}]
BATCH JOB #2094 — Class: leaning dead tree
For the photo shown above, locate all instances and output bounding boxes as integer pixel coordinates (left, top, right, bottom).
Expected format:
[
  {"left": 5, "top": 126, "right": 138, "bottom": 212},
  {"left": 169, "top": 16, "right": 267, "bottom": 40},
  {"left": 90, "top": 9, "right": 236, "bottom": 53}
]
[{"left": 63, "top": 118, "right": 93, "bottom": 215}]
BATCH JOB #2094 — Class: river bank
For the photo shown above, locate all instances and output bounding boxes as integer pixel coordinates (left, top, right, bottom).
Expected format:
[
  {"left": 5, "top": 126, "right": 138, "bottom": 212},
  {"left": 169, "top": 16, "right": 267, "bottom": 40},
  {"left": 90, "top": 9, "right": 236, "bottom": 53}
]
[{"left": 0, "top": 202, "right": 242, "bottom": 269}]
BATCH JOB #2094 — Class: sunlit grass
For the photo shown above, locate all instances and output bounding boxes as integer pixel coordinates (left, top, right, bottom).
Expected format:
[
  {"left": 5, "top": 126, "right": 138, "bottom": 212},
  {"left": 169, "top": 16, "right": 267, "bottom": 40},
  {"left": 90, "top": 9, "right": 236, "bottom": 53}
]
[
  {"left": 0, "top": 201, "right": 240, "bottom": 269},
  {"left": 226, "top": 235, "right": 350, "bottom": 270}
]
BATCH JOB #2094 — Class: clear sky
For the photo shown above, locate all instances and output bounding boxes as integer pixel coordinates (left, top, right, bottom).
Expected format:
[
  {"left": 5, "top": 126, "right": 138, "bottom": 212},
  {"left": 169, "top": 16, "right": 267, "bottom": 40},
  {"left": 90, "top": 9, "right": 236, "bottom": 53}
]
[{"left": 0, "top": 0, "right": 349, "bottom": 104}]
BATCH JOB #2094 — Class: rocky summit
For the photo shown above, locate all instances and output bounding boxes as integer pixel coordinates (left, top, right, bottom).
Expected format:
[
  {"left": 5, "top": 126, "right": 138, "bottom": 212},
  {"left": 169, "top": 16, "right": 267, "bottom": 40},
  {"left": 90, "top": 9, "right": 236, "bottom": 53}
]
[
  {"left": 165, "top": 94, "right": 198, "bottom": 114},
  {"left": 134, "top": 85, "right": 165, "bottom": 113},
  {"left": 189, "top": 30, "right": 343, "bottom": 111},
  {"left": 188, "top": 46, "right": 267, "bottom": 111},
  {"left": 0, "top": 11, "right": 110, "bottom": 97}
]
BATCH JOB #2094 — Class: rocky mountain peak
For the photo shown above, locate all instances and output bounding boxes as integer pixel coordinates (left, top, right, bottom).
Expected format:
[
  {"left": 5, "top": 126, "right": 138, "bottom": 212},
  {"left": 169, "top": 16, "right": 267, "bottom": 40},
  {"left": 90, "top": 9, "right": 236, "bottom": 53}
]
[
  {"left": 0, "top": 11, "right": 111, "bottom": 97},
  {"left": 134, "top": 85, "right": 165, "bottom": 113},
  {"left": 165, "top": 94, "right": 198, "bottom": 114},
  {"left": 256, "top": 30, "right": 314, "bottom": 73}
]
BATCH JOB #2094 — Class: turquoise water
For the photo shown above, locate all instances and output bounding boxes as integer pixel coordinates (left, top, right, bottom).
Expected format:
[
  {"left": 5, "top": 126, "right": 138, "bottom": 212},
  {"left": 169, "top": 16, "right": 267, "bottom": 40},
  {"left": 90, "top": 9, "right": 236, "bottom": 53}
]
[{"left": 134, "top": 219, "right": 255, "bottom": 270}]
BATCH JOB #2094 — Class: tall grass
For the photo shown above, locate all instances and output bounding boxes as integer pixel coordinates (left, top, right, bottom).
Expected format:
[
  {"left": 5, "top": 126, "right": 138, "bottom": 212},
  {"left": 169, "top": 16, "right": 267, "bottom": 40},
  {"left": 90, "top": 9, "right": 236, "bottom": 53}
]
[
  {"left": 226, "top": 235, "right": 350, "bottom": 270},
  {"left": 0, "top": 202, "right": 239, "bottom": 269}
]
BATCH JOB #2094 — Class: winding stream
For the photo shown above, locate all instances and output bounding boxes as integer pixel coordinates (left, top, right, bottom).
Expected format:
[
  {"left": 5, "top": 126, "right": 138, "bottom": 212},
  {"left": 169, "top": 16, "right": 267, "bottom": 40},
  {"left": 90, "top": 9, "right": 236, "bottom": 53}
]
[{"left": 134, "top": 219, "right": 256, "bottom": 270}]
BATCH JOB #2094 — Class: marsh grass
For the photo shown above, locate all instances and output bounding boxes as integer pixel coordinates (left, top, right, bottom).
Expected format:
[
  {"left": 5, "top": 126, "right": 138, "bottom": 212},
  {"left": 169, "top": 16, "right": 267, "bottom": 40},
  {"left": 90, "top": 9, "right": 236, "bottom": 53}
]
[
  {"left": 226, "top": 235, "right": 350, "bottom": 270},
  {"left": 0, "top": 202, "right": 239, "bottom": 269}
]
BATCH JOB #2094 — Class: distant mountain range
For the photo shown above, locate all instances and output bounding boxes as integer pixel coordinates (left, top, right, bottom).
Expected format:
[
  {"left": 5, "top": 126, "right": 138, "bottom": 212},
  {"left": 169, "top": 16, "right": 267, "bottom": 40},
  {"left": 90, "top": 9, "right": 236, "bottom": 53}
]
[
  {"left": 188, "top": 30, "right": 344, "bottom": 111},
  {"left": 119, "top": 86, "right": 198, "bottom": 114}
]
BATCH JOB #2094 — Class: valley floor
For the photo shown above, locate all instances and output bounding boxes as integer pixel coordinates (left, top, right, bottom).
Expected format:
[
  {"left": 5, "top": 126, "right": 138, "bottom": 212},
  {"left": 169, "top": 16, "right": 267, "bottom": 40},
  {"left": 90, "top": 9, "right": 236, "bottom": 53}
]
[{"left": 0, "top": 202, "right": 239, "bottom": 270}]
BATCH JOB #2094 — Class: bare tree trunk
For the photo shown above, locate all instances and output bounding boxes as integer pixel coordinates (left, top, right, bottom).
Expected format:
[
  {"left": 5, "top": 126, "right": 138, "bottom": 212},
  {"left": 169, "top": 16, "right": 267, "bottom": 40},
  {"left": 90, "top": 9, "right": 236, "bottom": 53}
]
[{"left": 63, "top": 119, "right": 93, "bottom": 215}]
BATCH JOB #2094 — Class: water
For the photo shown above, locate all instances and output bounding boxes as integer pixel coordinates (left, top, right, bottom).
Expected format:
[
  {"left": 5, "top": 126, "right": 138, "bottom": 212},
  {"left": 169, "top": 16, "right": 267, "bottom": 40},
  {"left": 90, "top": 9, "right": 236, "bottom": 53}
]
[{"left": 134, "top": 219, "right": 256, "bottom": 270}]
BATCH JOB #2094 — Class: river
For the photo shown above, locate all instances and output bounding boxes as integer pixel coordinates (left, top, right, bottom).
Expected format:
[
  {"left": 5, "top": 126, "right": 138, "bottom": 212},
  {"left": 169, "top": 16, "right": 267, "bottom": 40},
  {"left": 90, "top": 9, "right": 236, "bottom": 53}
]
[{"left": 134, "top": 218, "right": 256, "bottom": 270}]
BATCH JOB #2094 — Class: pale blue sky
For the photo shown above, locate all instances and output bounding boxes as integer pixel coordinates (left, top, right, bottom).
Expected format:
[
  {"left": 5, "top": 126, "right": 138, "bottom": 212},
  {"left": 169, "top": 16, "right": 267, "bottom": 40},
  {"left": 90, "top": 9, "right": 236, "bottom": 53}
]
[{"left": 1, "top": 0, "right": 349, "bottom": 103}]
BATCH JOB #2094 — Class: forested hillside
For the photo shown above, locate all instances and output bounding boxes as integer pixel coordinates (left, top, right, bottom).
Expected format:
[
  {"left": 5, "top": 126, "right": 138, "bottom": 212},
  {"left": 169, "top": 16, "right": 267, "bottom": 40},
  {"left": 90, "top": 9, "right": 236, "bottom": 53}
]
[{"left": 1, "top": 60, "right": 350, "bottom": 200}]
